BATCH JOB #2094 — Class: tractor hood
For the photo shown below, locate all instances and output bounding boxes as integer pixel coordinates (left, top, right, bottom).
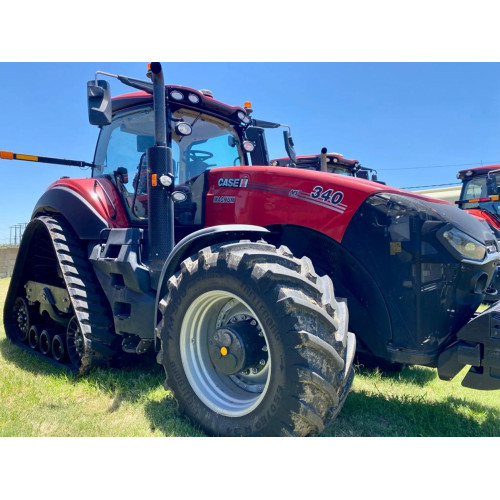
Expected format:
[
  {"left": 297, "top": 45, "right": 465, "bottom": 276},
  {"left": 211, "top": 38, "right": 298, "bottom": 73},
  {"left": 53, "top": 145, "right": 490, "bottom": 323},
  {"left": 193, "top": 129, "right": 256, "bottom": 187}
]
[{"left": 205, "top": 165, "right": 498, "bottom": 251}]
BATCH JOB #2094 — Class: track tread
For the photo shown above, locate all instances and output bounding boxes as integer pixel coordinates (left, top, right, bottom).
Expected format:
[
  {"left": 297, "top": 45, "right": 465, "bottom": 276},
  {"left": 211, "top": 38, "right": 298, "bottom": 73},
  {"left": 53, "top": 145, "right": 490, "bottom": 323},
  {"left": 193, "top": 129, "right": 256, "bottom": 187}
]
[{"left": 38, "top": 216, "right": 119, "bottom": 373}]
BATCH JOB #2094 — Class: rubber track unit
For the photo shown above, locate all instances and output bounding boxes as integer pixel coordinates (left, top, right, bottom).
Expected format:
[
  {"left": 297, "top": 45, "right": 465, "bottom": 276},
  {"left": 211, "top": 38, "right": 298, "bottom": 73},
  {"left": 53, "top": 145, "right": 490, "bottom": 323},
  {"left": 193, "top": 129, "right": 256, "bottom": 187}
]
[
  {"left": 7, "top": 216, "right": 119, "bottom": 374},
  {"left": 157, "top": 240, "right": 355, "bottom": 437}
]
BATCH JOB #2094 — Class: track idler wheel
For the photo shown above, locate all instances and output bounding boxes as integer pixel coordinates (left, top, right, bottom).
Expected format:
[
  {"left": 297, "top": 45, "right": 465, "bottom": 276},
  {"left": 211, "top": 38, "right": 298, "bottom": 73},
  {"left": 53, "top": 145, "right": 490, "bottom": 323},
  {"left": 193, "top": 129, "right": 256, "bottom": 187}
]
[
  {"left": 28, "top": 324, "right": 41, "bottom": 350},
  {"left": 66, "top": 315, "right": 86, "bottom": 369},
  {"left": 52, "top": 333, "right": 67, "bottom": 362},
  {"left": 12, "top": 297, "right": 30, "bottom": 343}
]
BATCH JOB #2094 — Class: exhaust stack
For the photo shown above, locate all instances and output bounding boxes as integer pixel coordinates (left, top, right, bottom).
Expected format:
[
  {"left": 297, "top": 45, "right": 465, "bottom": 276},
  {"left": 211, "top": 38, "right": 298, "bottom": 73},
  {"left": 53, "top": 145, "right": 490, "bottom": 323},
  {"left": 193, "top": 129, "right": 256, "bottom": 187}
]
[{"left": 146, "top": 62, "right": 175, "bottom": 286}]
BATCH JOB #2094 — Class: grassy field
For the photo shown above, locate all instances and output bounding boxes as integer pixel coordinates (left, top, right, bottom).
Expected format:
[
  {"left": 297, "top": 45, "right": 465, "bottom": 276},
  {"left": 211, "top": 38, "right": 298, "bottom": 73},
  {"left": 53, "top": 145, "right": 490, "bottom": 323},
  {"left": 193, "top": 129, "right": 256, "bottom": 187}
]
[{"left": 1, "top": 276, "right": 499, "bottom": 437}]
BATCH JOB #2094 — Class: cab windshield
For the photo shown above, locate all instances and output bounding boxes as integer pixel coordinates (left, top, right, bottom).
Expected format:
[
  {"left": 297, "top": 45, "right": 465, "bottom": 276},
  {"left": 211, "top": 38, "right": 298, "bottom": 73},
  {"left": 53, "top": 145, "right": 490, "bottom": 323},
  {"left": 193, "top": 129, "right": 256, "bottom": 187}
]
[{"left": 93, "top": 106, "right": 246, "bottom": 221}]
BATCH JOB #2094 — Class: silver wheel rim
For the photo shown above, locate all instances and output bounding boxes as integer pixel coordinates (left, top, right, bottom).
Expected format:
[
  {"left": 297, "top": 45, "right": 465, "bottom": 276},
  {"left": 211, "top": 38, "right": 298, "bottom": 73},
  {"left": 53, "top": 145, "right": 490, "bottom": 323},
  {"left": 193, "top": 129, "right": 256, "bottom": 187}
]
[{"left": 180, "top": 291, "right": 271, "bottom": 417}]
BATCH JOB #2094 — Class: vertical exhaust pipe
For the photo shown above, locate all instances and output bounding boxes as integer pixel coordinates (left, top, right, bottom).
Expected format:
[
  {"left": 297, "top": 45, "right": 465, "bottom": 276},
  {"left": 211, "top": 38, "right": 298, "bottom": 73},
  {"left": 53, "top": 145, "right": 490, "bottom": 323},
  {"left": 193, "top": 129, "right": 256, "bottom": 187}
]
[
  {"left": 320, "top": 147, "right": 328, "bottom": 172},
  {"left": 146, "top": 62, "right": 174, "bottom": 286}
]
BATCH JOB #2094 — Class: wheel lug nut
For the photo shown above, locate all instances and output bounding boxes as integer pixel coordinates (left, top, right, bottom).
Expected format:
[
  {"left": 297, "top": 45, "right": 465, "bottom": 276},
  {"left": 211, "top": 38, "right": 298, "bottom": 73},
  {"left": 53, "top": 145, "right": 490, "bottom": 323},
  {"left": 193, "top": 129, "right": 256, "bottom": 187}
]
[
  {"left": 251, "top": 367, "right": 258, "bottom": 374},
  {"left": 259, "top": 359, "right": 266, "bottom": 366},
  {"left": 262, "top": 346, "right": 268, "bottom": 352}
]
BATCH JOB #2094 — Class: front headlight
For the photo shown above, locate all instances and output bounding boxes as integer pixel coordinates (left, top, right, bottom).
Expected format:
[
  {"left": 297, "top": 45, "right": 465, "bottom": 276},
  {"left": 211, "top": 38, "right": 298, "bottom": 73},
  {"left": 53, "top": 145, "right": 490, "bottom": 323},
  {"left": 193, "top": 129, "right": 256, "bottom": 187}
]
[{"left": 438, "top": 226, "right": 486, "bottom": 261}]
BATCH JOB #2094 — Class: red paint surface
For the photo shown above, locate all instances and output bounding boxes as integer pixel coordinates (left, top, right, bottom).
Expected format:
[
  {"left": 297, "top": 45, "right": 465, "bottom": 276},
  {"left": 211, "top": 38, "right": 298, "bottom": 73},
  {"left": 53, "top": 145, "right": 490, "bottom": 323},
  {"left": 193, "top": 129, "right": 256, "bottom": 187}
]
[
  {"left": 464, "top": 207, "right": 500, "bottom": 230},
  {"left": 47, "top": 166, "right": 450, "bottom": 241},
  {"left": 204, "top": 166, "right": 448, "bottom": 242},
  {"left": 47, "top": 177, "right": 129, "bottom": 227}
]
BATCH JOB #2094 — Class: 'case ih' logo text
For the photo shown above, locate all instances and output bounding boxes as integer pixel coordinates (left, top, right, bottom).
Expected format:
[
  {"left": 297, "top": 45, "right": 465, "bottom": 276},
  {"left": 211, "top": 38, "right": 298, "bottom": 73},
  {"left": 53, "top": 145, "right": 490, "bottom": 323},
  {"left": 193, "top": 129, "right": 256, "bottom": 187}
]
[{"left": 218, "top": 176, "right": 249, "bottom": 188}]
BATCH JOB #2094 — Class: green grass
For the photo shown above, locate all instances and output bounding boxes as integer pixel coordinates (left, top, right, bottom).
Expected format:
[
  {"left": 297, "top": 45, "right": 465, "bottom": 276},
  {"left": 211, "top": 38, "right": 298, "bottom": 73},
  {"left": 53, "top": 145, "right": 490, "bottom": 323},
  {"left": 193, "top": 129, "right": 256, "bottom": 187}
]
[{"left": 1, "top": 276, "right": 498, "bottom": 437}]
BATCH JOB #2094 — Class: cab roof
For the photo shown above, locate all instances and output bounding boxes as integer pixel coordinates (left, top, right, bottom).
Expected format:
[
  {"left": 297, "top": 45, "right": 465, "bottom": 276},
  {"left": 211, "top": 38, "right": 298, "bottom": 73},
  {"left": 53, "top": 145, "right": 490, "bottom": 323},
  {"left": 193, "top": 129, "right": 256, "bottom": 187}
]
[
  {"left": 112, "top": 85, "right": 248, "bottom": 122},
  {"left": 457, "top": 164, "right": 500, "bottom": 179}
]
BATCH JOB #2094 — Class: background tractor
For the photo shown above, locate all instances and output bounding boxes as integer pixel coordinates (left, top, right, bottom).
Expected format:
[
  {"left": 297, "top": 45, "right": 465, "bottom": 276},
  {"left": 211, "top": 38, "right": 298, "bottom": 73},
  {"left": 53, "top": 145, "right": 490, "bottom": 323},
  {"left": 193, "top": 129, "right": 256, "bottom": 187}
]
[
  {"left": 271, "top": 147, "right": 381, "bottom": 182},
  {"left": 457, "top": 164, "right": 500, "bottom": 235},
  {"left": 2, "top": 63, "right": 500, "bottom": 438},
  {"left": 456, "top": 164, "right": 500, "bottom": 302}
]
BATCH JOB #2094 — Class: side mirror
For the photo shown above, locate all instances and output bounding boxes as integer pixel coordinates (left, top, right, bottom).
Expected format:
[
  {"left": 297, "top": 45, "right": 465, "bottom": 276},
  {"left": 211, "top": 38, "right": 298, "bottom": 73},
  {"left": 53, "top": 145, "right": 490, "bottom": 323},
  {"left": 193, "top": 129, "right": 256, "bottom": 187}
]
[
  {"left": 87, "top": 79, "right": 112, "bottom": 126},
  {"left": 283, "top": 130, "right": 297, "bottom": 165}
]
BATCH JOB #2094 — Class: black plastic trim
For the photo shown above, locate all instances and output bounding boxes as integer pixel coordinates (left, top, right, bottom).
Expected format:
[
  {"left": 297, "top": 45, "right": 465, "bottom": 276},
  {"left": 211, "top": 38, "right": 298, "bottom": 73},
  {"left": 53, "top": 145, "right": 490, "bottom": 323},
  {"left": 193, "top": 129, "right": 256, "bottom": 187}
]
[{"left": 32, "top": 186, "right": 109, "bottom": 240}]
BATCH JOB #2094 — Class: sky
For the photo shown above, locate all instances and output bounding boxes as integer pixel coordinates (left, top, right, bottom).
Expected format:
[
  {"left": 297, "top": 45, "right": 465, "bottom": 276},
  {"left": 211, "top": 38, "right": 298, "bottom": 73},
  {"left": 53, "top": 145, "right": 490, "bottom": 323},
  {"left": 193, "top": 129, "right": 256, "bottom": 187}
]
[{"left": 1, "top": 61, "right": 500, "bottom": 243}]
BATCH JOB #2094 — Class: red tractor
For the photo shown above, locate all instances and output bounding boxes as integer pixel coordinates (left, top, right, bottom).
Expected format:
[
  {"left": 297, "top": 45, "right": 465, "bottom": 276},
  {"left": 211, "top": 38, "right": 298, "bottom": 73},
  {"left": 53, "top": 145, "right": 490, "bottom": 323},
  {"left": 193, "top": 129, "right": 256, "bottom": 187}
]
[
  {"left": 271, "top": 148, "right": 381, "bottom": 182},
  {"left": 2, "top": 63, "right": 500, "bottom": 437},
  {"left": 457, "top": 164, "right": 500, "bottom": 233}
]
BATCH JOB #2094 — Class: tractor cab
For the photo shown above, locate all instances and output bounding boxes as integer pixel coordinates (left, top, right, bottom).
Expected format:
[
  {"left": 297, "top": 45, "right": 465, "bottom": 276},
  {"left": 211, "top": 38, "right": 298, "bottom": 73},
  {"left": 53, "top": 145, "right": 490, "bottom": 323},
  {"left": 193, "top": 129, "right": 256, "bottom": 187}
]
[
  {"left": 92, "top": 85, "right": 256, "bottom": 238},
  {"left": 89, "top": 84, "right": 308, "bottom": 244}
]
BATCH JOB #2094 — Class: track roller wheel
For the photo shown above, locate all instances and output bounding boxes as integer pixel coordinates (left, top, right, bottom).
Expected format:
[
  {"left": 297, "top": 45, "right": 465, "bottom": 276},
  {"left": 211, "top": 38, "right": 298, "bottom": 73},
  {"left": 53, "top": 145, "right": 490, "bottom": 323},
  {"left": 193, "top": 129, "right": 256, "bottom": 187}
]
[
  {"left": 157, "top": 241, "right": 355, "bottom": 437},
  {"left": 28, "top": 325, "right": 41, "bottom": 350},
  {"left": 52, "top": 333, "right": 67, "bottom": 362},
  {"left": 39, "top": 329, "right": 57, "bottom": 356}
]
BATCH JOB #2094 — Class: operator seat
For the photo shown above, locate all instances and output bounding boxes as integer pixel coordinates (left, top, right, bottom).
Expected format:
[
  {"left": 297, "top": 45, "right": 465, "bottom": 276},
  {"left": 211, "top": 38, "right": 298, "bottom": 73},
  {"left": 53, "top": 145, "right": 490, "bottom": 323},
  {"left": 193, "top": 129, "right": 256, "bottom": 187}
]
[{"left": 187, "top": 159, "right": 209, "bottom": 180}]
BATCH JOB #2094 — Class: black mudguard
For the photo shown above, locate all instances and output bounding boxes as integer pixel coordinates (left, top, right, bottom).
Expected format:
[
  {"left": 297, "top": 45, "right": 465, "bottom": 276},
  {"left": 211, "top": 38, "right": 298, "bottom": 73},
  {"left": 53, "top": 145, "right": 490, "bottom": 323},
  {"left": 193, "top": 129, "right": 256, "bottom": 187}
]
[
  {"left": 154, "top": 224, "right": 270, "bottom": 347},
  {"left": 33, "top": 186, "right": 109, "bottom": 240}
]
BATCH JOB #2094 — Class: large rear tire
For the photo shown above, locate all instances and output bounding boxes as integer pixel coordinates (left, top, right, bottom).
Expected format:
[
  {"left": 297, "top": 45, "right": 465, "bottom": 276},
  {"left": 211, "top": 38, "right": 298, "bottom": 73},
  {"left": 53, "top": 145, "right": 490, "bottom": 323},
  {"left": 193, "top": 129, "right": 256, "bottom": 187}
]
[{"left": 157, "top": 241, "right": 355, "bottom": 437}]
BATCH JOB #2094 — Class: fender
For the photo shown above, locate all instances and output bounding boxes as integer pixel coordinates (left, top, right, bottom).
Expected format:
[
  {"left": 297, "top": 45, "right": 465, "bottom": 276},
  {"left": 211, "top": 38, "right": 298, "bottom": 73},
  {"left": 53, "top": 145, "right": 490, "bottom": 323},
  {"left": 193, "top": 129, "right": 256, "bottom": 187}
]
[
  {"left": 271, "top": 224, "right": 393, "bottom": 359},
  {"left": 32, "top": 185, "right": 110, "bottom": 240},
  {"left": 154, "top": 224, "right": 270, "bottom": 348}
]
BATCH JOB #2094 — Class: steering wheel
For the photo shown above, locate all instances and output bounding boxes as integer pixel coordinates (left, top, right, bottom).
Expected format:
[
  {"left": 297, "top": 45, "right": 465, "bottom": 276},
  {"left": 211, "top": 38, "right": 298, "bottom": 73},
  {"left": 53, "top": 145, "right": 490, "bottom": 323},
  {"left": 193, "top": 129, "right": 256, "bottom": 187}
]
[{"left": 189, "top": 150, "right": 214, "bottom": 162}]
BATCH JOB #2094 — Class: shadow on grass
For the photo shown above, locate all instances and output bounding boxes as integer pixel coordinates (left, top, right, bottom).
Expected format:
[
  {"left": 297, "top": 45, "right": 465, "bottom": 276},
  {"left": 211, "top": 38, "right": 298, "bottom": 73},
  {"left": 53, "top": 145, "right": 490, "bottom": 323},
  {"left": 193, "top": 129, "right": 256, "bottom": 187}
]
[
  {"left": 355, "top": 364, "right": 439, "bottom": 387},
  {"left": 323, "top": 387, "right": 500, "bottom": 437},
  {"left": 1, "top": 336, "right": 202, "bottom": 436},
  {"left": 3, "top": 336, "right": 498, "bottom": 437},
  {"left": 143, "top": 400, "right": 206, "bottom": 437},
  {"left": 0, "top": 336, "right": 68, "bottom": 377}
]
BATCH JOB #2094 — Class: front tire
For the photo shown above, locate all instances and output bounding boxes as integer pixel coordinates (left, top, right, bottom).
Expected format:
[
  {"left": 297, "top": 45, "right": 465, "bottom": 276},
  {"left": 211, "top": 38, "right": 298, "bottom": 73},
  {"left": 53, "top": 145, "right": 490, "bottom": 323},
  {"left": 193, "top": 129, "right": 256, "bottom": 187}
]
[{"left": 157, "top": 241, "right": 355, "bottom": 436}]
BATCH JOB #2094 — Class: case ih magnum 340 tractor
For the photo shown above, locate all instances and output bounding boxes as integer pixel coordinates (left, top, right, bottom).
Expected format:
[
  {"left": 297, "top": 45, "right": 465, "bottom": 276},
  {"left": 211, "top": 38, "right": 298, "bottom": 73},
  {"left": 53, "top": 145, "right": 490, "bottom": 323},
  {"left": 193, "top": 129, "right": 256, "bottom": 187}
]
[{"left": 2, "top": 63, "right": 500, "bottom": 437}]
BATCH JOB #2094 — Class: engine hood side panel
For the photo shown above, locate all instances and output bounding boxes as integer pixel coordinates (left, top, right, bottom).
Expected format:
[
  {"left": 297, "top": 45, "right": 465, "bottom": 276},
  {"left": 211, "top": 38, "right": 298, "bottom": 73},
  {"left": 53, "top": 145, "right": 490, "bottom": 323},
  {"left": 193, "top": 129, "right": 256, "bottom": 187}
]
[{"left": 204, "top": 166, "right": 382, "bottom": 241}]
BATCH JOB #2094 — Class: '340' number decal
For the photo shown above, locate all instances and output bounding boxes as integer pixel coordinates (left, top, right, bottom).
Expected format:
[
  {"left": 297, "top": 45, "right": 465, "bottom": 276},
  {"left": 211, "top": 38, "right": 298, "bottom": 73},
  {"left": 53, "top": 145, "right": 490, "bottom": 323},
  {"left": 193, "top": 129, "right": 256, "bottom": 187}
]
[{"left": 310, "top": 186, "right": 344, "bottom": 204}]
